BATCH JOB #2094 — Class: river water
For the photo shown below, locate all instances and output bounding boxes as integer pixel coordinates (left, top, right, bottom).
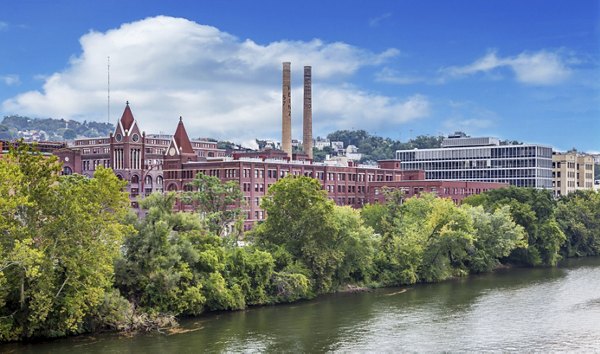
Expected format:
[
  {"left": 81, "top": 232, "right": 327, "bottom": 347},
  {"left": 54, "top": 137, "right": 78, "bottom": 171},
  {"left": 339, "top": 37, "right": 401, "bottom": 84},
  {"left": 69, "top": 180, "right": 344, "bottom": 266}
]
[{"left": 6, "top": 257, "right": 600, "bottom": 353}]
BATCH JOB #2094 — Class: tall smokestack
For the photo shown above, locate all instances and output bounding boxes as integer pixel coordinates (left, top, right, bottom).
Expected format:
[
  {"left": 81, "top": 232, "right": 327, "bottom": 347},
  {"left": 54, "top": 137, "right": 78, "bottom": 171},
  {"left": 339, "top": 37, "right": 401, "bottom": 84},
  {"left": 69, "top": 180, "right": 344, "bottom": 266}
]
[
  {"left": 282, "top": 62, "right": 292, "bottom": 159},
  {"left": 303, "top": 66, "right": 313, "bottom": 160}
]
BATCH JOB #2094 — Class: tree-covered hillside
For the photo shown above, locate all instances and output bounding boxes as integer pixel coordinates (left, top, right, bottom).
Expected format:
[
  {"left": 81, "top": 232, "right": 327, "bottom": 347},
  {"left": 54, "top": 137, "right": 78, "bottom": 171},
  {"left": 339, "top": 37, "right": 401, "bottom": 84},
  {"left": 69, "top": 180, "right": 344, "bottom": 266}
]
[
  {"left": 315, "top": 129, "right": 444, "bottom": 163},
  {"left": 0, "top": 115, "right": 114, "bottom": 141}
]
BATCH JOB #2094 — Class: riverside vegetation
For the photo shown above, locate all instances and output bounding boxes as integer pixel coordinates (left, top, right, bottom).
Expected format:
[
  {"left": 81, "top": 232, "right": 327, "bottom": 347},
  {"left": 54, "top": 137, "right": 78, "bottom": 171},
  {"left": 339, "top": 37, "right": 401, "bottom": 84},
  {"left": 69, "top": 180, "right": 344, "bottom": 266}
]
[{"left": 1, "top": 146, "right": 599, "bottom": 342}]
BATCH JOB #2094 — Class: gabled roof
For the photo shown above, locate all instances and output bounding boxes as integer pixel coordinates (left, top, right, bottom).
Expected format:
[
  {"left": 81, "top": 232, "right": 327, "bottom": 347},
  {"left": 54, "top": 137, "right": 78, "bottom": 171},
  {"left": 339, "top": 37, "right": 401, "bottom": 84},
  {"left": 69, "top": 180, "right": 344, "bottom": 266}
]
[
  {"left": 173, "top": 117, "right": 194, "bottom": 154},
  {"left": 119, "top": 101, "right": 135, "bottom": 132}
]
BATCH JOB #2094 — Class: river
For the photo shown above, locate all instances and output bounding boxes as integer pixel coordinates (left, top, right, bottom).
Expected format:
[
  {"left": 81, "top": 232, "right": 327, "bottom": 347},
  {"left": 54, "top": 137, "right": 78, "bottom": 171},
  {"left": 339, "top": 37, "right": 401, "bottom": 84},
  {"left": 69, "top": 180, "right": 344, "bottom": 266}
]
[{"left": 6, "top": 257, "right": 600, "bottom": 353}]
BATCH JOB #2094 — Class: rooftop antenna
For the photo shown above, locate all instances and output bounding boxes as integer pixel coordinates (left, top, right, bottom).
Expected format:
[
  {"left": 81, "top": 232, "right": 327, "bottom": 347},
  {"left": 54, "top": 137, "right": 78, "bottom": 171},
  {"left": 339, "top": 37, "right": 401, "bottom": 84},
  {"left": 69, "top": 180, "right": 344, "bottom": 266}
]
[{"left": 107, "top": 56, "right": 110, "bottom": 124}]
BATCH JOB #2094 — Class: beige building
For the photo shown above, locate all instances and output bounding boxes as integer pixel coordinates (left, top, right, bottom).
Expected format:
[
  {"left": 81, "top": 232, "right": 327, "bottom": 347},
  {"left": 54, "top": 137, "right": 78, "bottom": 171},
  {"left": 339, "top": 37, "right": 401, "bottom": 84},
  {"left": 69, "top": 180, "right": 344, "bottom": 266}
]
[{"left": 552, "top": 152, "right": 595, "bottom": 197}]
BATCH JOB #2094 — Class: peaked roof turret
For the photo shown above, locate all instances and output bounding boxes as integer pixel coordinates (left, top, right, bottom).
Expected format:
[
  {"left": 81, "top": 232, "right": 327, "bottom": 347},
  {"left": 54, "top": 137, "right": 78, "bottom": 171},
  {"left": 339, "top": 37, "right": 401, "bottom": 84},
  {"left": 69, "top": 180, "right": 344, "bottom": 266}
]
[
  {"left": 119, "top": 101, "right": 135, "bottom": 132},
  {"left": 173, "top": 116, "right": 194, "bottom": 154}
]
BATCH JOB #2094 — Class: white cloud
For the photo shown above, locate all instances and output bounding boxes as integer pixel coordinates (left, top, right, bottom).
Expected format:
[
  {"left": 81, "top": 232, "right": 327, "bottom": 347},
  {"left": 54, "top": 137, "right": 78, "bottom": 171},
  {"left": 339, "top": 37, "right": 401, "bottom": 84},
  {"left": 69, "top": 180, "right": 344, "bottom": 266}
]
[
  {"left": 442, "top": 100, "right": 498, "bottom": 135},
  {"left": 1, "top": 74, "right": 20, "bottom": 86},
  {"left": 314, "top": 87, "right": 430, "bottom": 132},
  {"left": 443, "top": 50, "right": 572, "bottom": 85},
  {"left": 2, "top": 16, "right": 422, "bottom": 143},
  {"left": 375, "top": 67, "right": 425, "bottom": 85},
  {"left": 369, "top": 13, "right": 392, "bottom": 27}
]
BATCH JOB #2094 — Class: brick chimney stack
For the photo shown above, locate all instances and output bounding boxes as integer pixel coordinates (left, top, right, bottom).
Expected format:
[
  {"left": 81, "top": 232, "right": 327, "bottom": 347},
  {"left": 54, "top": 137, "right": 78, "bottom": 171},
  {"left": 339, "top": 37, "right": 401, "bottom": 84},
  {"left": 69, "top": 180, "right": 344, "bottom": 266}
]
[
  {"left": 303, "top": 66, "right": 313, "bottom": 160},
  {"left": 282, "top": 62, "right": 292, "bottom": 159}
]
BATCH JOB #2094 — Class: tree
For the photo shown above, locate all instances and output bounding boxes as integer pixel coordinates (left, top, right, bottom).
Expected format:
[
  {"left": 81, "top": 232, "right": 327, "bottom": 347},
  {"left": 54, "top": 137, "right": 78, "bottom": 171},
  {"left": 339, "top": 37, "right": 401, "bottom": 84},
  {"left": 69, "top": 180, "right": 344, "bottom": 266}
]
[
  {"left": 360, "top": 202, "right": 388, "bottom": 236},
  {"left": 183, "top": 173, "right": 245, "bottom": 238},
  {"left": 251, "top": 176, "right": 342, "bottom": 293},
  {"left": 556, "top": 190, "right": 600, "bottom": 257},
  {"left": 116, "top": 192, "right": 250, "bottom": 317},
  {"left": 62, "top": 129, "right": 76, "bottom": 140},
  {"left": 463, "top": 205, "right": 527, "bottom": 273},
  {"left": 0, "top": 143, "right": 131, "bottom": 340},
  {"left": 225, "top": 247, "right": 275, "bottom": 305},
  {"left": 115, "top": 193, "right": 207, "bottom": 316},
  {"left": 331, "top": 206, "right": 377, "bottom": 285},
  {"left": 373, "top": 193, "right": 475, "bottom": 285},
  {"left": 463, "top": 187, "right": 565, "bottom": 266}
]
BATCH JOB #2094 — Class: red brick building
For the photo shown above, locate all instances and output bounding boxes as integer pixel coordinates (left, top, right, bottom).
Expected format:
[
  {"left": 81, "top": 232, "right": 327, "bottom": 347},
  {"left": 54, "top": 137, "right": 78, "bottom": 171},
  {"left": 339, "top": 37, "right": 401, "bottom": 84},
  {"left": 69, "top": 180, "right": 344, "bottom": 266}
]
[
  {"left": 162, "top": 118, "right": 508, "bottom": 230},
  {"left": 54, "top": 102, "right": 225, "bottom": 206},
  {"left": 1, "top": 140, "right": 67, "bottom": 156}
]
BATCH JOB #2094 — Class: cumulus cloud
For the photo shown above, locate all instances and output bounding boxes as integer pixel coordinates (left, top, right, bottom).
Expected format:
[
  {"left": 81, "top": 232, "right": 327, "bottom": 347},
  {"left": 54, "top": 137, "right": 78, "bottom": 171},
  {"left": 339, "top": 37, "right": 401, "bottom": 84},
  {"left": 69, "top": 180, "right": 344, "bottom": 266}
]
[
  {"left": 1, "top": 74, "right": 20, "bottom": 86},
  {"left": 442, "top": 50, "right": 572, "bottom": 85},
  {"left": 2, "top": 16, "right": 425, "bottom": 143}
]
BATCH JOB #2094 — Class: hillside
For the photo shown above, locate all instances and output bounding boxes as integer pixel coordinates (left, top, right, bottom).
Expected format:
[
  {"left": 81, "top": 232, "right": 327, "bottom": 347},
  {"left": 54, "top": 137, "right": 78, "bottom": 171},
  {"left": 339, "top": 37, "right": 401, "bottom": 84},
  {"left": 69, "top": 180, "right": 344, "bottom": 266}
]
[
  {"left": 313, "top": 129, "right": 444, "bottom": 163},
  {"left": 0, "top": 115, "right": 114, "bottom": 141}
]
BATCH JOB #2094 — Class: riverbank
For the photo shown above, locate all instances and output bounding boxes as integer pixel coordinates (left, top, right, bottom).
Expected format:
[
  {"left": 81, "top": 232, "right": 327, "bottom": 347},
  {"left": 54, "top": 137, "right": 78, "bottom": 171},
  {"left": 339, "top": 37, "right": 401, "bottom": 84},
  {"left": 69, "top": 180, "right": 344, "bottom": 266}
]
[{"left": 5, "top": 257, "right": 600, "bottom": 353}]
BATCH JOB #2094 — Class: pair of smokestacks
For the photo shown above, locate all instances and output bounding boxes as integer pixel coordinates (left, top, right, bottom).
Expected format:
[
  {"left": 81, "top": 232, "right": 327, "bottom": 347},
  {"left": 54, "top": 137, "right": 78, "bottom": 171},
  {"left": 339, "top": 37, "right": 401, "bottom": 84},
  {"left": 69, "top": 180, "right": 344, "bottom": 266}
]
[{"left": 281, "top": 62, "right": 312, "bottom": 160}]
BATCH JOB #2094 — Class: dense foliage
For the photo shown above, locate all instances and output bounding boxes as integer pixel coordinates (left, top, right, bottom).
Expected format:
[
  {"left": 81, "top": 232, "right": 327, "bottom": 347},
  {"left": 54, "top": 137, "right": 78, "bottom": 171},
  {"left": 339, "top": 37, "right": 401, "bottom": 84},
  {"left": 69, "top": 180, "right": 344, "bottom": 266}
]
[
  {"left": 1, "top": 150, "right": 598, "bottom": 342},
  {"left": 372, "top": 192, "right": 526, "bottom": 285},
  {"left": 251, "top": 177, "right": 376, "bottom": 293},
  {"left": 555, "top": 190, "right": 600, "bottom": 257},
  {"left": 463, "top": 187, "right": 565, "bottom": 266},
  {"left": 0, "top": 145, "right": 131, "bottom": 341}
]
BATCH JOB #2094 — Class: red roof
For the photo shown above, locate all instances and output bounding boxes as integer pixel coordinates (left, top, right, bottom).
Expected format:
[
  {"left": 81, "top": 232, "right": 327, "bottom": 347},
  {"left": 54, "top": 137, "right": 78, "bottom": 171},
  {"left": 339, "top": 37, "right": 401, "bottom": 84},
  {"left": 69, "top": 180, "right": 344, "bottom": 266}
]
[
  {"left": 174, "top": 117, "right": 194, "bottom": 154},
  {"left": 119, "top": 102, "right": 135, "bottom": 131}
]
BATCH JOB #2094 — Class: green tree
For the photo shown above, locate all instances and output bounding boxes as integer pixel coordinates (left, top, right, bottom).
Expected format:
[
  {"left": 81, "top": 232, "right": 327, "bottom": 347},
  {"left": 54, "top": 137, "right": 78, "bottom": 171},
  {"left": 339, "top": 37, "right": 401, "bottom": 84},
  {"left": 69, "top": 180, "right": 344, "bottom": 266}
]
[
  {"left": 332, "top": 206, "right": 377, "bottom": 285},
  {"left": 360, "top": 202, "right": 387, "bottom": 236},
  {"left": 374, "top": 193, "right": 474, "bottom": 285},
  {"left": 116, "top": 192, "right": 249, "bottom": 317},
  {"left": 62, "top": 128, "right": 77, "bottom": 140},
  {"left": 0, "top": 144, "right": 131, "bottom": 340},
  {"left": 251, "top": 176, "right": 342, "bottom": 293},
  {"left": 463, "top": 205, "right": 527, "bottom": 273},
  {"left": 463, "top": 187, "right": 565, "bottom": 266},
  {"left": 116, "top": 193, "right": 207, "bottom": 315},
  {"left": 183, "top": 173, "right": 245, "bottom": 238},
  {"left": 225, "top": 247, "right": 275, "bottom": 305},
  {"left": 556, "top": 190, "right": 600, "bottom": 257}
]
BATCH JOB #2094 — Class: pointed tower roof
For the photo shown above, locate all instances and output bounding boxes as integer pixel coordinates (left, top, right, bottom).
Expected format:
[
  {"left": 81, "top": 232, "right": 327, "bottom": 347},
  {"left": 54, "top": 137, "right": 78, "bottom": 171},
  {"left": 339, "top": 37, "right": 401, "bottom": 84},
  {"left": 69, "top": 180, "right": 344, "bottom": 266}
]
[
  {"left": 173, "top": 116, "right": 194, "bottom": 154},
  {"left": 119, "top": 101, "right": 135, "bottom": 132}
]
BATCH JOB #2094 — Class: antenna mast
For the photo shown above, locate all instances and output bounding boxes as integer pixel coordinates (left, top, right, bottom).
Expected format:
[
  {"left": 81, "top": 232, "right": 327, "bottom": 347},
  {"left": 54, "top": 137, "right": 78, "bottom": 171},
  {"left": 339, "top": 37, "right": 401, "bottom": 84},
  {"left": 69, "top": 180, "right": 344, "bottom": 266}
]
[{"left": 107, "top": 56, "right": 110, "bottom": 124}]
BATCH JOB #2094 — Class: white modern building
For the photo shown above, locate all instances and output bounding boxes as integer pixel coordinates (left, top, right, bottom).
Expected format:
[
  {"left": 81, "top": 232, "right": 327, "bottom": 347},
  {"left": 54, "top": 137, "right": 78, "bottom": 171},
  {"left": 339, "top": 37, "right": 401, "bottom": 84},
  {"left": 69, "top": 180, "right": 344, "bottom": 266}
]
[{"left": 396, "top": 135, "right": 553, "bottom": 189}]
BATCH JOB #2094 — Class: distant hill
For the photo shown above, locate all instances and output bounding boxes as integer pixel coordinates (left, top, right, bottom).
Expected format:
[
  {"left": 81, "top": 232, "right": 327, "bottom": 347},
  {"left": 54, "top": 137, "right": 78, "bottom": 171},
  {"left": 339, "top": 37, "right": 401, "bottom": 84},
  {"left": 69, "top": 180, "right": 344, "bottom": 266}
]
[
  {"left": 315, "top": 129, "right": 444, "bottom": 163},
  {"left": 0, "top": 115, "right": 114, "bottom": 141}
]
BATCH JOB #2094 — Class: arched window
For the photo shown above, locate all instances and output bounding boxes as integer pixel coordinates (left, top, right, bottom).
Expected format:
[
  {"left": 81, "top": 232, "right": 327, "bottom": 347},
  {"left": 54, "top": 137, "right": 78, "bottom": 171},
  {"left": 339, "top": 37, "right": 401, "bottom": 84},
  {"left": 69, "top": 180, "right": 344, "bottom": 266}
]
[
  {"left": 145, "top": 175, "right": 153, "bottom": 187},
  {"left": 62, "top": 166, "right": 73, "bottom": 175},
  {"left": 131, "top": 175, "right": 139, "bottom": 184},
  {"left": 116, "top": 174, "right": 123, "bottom": 180},
  {"left": 167, "top": 183, "right": 178, "bottom": 191},
  {"left": 156, "top": 175, "right": 163, "bottom": 186}
]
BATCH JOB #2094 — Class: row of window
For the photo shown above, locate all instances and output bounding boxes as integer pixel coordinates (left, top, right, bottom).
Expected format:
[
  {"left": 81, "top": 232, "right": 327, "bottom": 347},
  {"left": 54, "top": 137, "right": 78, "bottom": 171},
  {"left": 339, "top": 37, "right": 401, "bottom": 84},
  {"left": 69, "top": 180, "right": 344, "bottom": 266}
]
[
  {"left": 82, "top": 159, "right": 110, "bottom": 171},
  {"left": 398, "top": 146, "right": 551, "bottom": 162},
  {"left": 76, "top": 139, "right": 110, "bottom": 146},
  {"left": 404, "top": 158, "right": 550, "bottom": 171},
  {"left": 175, "top": 167, "right": 396, "bottom": 184},
  {"left": 425, "top": 169, "right": 551, "bottom": 180}
]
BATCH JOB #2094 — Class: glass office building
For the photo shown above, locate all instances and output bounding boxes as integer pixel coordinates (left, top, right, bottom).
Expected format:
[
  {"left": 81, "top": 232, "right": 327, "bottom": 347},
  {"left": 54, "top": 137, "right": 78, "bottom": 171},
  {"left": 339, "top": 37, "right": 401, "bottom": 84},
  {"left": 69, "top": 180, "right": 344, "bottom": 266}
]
[{"left": 396, "top": 136, "right": 553, "bottom": 189}]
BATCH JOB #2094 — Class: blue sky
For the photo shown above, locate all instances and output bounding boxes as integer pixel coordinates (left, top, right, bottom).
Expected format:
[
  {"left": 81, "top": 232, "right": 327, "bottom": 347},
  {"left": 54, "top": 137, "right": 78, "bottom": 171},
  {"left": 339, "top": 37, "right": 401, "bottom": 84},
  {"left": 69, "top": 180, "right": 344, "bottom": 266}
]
[{"left": 0, "top": 0, "right": 598, "bottom": 151}]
